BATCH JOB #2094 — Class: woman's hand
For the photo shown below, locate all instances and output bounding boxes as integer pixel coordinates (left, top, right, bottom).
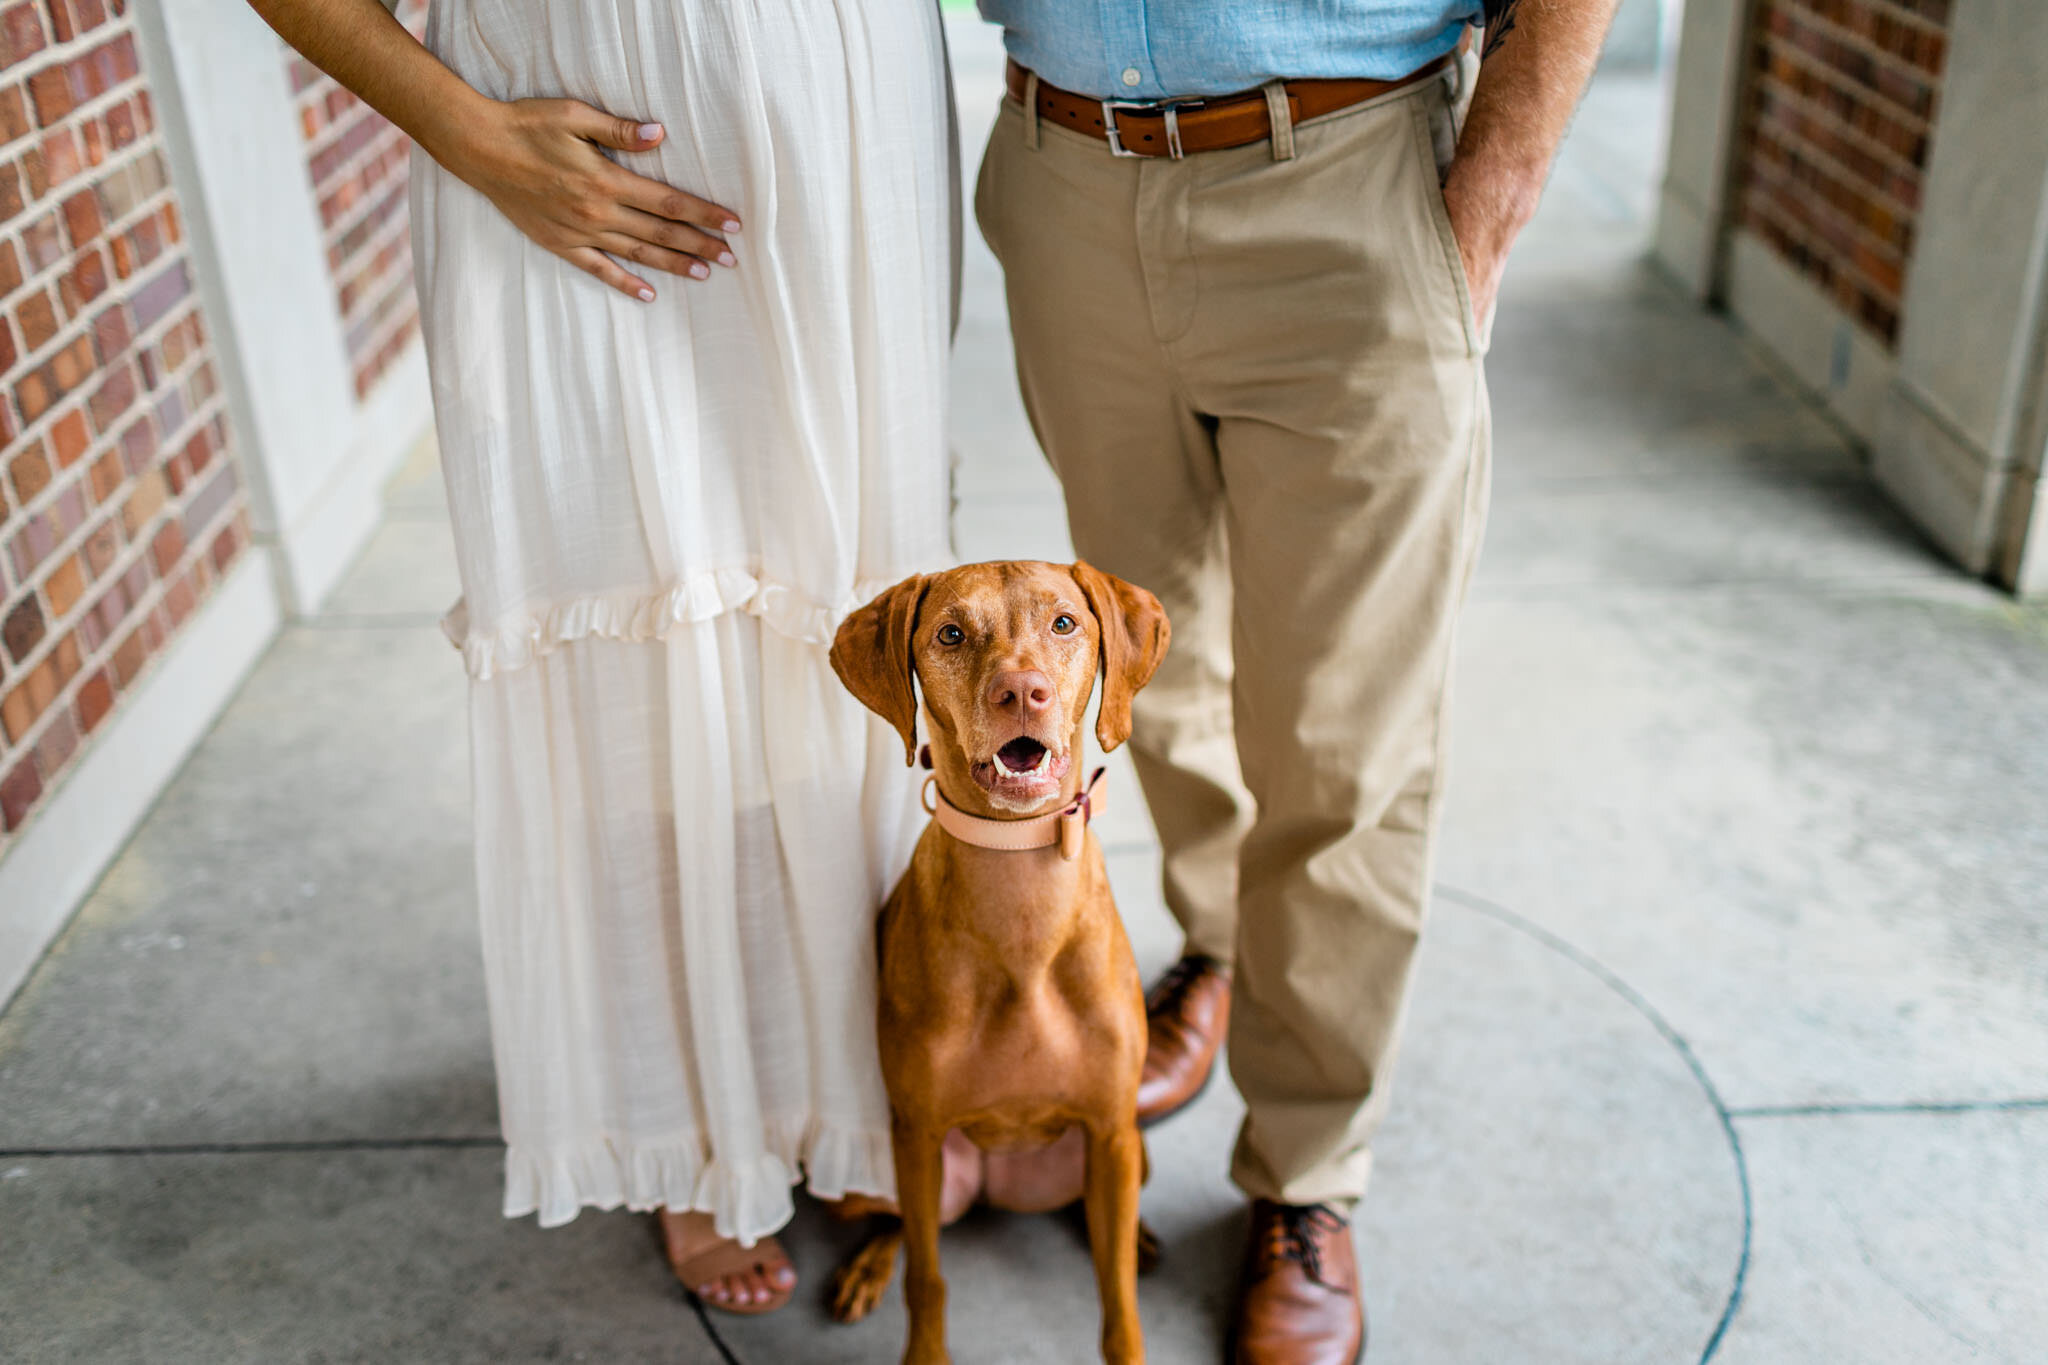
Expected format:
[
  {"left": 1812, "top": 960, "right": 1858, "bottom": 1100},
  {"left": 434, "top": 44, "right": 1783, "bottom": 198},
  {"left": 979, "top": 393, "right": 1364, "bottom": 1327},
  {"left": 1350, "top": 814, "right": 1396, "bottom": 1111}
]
[
  {"left": 244, "top": 0, "right": 738, "bottom": 302},
  {"left": 446, "top": 97, "right": 744, "bottom": 302}
]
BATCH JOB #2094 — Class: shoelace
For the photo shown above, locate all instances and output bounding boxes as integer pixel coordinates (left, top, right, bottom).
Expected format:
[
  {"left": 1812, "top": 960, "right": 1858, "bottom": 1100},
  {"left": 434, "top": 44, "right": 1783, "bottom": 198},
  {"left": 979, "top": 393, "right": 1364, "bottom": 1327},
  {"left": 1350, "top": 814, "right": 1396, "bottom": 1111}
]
[
  {"left": 1256, "top": 1204, "right": 1349, "bottom": 1286},
  {"left": 1147, "top": 954, "right": 1217, "bottom": 1013}
]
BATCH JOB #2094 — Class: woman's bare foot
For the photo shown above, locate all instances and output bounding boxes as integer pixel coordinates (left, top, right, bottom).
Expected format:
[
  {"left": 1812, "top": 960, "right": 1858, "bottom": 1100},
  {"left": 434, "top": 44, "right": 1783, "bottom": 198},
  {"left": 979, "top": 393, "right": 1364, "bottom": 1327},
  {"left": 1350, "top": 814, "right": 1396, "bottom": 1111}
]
[{"left": 657, "top": 1208, "right": 796, "bottom": 1314}]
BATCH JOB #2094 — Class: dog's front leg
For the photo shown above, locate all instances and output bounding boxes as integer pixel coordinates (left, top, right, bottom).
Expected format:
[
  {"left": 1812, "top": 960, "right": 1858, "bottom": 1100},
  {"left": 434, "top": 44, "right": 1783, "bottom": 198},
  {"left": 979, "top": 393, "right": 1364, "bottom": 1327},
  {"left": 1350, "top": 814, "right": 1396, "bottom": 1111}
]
[
  {"left": 893, "top": 1114, "right": 951, "bottom": 1365},
  {"left": 1083, "top": 1122, "right": 1146, "bottom": 1363}
]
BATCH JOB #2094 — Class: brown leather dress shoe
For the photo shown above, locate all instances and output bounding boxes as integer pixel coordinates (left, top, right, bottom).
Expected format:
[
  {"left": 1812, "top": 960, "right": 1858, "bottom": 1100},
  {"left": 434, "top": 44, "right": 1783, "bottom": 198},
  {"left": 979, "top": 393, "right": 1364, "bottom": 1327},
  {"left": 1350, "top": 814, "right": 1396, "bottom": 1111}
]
[
  {"left": 1135, "top": 953, "right": 1231, "bottom": 1126},
  {"left": 1233, "top": 1201, "right": 1365, "bottom": 1365}
]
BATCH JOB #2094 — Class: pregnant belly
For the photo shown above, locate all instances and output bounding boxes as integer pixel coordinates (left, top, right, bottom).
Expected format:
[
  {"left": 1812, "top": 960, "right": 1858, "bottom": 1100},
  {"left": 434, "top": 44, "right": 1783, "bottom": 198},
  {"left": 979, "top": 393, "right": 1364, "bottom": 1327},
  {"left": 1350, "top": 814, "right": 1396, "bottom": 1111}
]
[{"left": 430, "top": 0, "right": 935, "bottom": 109}]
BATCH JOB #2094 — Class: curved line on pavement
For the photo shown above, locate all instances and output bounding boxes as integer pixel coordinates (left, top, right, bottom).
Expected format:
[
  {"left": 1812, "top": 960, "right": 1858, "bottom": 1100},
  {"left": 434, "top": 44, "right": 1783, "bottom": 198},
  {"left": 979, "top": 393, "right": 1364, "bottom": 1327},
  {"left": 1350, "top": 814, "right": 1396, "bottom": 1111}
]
[
  {"left": 1436, "top": 884, "right": 1754, "bottom": 1365},
  {"left": 688, "top": 1294, "right": 746, "bottom": 1365}
]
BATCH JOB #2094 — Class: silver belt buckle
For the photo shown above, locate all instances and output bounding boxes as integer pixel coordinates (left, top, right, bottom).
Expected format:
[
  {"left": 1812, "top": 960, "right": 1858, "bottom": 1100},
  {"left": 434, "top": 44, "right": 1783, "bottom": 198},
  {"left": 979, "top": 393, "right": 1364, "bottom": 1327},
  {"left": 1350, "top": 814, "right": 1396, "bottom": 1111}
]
[{"left": 1101, "top": 97, "right": 1203, "bottom": 159}]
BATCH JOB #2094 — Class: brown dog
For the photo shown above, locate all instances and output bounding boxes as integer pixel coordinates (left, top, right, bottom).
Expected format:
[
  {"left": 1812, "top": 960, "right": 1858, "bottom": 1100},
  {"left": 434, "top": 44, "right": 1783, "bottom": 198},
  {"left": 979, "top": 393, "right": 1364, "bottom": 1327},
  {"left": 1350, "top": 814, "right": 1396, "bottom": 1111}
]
[{"left": 828, "top": 560, "right": 1170, "bottom": 1365}]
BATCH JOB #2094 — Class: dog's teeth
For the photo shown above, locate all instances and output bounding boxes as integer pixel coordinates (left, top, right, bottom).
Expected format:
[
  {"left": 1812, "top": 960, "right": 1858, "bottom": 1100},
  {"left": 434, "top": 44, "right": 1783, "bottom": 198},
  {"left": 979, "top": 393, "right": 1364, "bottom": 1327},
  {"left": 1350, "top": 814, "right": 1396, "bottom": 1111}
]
[{"left": 992, "top": 748, "right": 1055, "bottom": 780}]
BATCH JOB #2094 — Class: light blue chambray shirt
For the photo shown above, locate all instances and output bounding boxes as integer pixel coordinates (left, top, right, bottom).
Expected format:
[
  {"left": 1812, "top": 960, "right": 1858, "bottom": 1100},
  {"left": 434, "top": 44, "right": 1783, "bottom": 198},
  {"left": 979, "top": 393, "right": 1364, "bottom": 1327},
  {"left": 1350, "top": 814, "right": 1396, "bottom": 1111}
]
[{"left": 979, "top": 1, "right": 1485, "bottom": 101}]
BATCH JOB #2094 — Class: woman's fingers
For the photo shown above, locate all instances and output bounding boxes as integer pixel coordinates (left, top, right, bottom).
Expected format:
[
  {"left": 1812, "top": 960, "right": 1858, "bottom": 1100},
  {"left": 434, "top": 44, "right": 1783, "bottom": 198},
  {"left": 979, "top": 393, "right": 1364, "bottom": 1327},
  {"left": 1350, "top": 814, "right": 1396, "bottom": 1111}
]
[
  {"left": 615, "top": 166, "right": 742, "bottom": 237},
  {"left": 555, "top": 98, "right": 743, "bottom": 233},
  {"left": 614, "top": 206, "right": 736, "bottom": 269},
  {"left": 495, "top": 99, "right": 747, "bottom": 300},
  {"left": 559, "top": 98, "right": 667, "bottom": 154},
  {"left": 562, "top": 245, "right": 657, "bottom": 302},
  {"left": 597, "top": 230, "right": 712, "bottom": 280}
]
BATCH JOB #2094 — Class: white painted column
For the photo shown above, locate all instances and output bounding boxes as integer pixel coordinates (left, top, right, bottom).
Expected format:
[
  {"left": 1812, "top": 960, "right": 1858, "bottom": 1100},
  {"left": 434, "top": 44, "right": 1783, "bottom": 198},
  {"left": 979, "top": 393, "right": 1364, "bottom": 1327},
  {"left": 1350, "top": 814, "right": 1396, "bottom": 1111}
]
[
  {"left": 131, "top": 0, "right": 430, "bottom": 612},
  {"left": 2012, "top": 450, "right": 2048, "bottom": 595},
  {"left": 1873, "top": 1, "right": 2048, "bottom": 593},
  {"left": 1650, "top": 0, "right": 1751, "bottom": 299}
]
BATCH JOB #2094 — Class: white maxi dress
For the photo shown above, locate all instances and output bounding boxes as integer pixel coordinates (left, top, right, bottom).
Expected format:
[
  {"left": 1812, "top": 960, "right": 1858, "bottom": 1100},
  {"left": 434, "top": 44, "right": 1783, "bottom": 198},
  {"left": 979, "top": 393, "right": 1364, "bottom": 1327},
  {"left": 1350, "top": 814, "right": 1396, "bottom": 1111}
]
[{"left": 410, "top": 0, "right": 954, "bottom": 1244}]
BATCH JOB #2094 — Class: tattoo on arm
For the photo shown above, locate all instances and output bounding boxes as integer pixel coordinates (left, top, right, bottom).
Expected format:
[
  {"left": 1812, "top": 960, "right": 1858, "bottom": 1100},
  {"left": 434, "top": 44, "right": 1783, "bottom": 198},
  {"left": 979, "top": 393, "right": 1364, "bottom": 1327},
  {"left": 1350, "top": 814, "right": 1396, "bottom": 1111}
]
[{"left": 1481, "top": 0, "right": 1523, "bottom": 60}]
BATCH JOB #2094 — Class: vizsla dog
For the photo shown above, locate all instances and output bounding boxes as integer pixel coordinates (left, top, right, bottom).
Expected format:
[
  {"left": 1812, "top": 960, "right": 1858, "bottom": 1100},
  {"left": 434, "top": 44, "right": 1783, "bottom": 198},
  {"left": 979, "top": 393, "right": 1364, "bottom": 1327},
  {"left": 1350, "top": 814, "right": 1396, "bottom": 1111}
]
[{"left": 828, "top": 560, "right": 1171, "bottom": 1365}]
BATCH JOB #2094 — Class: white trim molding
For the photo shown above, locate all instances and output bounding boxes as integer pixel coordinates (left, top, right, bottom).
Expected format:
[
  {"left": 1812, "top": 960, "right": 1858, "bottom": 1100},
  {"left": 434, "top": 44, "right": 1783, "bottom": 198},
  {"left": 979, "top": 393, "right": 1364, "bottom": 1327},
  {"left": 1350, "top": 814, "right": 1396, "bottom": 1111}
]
[
  {"left": 274, "top": 343, "right": 433, "bottom": 609},
  {"left": 0, "top": 552, "right": 282, "bottom": 1012},
  {"left": 1723, "top": 230, "right": 1897, "bottom": 446}
]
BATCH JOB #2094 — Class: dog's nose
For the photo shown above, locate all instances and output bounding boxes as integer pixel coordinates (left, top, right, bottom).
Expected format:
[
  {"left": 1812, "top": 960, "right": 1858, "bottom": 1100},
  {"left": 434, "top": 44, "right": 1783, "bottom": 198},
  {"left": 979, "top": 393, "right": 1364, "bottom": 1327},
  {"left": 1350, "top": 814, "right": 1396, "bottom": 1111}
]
[{"left": 987, "top": 669, "right": 1054, "bottom": 717}]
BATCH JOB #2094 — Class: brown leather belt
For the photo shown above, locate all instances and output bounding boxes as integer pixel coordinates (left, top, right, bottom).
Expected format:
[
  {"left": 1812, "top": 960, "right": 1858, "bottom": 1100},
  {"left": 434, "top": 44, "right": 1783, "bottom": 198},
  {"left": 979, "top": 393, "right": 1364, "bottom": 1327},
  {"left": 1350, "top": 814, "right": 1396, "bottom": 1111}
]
[{"left": 1004, "top": 49, "right": 1458, "bottom": 160}]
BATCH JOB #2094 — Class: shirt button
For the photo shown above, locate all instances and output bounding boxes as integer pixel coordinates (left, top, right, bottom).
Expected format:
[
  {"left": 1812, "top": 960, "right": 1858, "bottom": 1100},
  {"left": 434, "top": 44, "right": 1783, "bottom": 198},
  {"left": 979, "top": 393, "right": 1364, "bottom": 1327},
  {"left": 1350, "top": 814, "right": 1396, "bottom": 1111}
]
[{"left": 1121, "top": 67, "right": 1142, "bottom": 87}]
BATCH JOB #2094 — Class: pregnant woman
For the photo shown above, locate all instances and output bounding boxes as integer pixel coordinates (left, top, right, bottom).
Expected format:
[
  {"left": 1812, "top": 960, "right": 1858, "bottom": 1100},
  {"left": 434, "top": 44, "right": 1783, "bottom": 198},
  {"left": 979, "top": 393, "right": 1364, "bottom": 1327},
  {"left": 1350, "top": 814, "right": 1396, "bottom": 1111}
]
[{"left": 249, "top": 0, "right": 955, "bottom": 1313}]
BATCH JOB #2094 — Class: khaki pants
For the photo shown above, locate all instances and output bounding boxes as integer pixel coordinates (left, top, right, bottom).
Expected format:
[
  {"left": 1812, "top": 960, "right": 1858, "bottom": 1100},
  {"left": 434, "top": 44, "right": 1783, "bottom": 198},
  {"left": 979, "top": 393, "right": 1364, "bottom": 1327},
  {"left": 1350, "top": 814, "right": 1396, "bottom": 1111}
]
[{"left": 974, "top": 59, "right": 1490, "bottom": 1206}]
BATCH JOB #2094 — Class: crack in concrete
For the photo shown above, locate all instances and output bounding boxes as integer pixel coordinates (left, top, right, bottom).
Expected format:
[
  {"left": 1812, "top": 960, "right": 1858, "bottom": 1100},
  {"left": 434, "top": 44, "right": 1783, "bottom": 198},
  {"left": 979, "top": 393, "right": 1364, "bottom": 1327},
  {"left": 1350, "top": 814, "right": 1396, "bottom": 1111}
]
[
  {"left": 1837, "top": 1187, "right": 2012, "bottom": 1364},
  {"left": 688, "top": 1294, "right": 747, "bottom": 1365},
  {"left": 1729, "top": 1098, "right": 2048, "bottom": 1119}
]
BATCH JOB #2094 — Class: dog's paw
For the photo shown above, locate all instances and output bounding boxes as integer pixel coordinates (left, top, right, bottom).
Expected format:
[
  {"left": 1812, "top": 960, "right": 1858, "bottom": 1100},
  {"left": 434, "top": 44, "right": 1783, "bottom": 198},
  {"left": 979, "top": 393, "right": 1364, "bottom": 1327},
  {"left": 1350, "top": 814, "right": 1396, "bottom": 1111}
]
[
  {"left": 820, "top": 1191, "right": 897, "bottom": 1224},
  {"left": 830, "top": 1268, "right": 885, "bottom": 1323},
  {"left": 1136, "top": 1218, "right": 1161, "bottom": 1275},
  {"left": 829, "top": 1229, "right": 902, "bottom": 1324},
  {"left": 1130, "top": 1219, "right": 1163, "bottom": 1277}
]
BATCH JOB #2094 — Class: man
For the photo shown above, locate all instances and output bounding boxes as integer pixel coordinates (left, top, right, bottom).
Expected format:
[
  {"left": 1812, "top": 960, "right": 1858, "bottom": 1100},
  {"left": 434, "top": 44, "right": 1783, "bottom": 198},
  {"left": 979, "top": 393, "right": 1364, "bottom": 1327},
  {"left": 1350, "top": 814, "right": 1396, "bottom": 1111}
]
[{"left": 972, "top": 1, "right": 1618, "bottom": 1359}]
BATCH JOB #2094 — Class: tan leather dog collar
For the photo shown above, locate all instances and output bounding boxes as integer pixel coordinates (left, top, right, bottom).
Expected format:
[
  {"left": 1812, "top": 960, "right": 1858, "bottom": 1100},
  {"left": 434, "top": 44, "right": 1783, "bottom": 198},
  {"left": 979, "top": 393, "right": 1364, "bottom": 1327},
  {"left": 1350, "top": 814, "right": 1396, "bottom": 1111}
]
[{"left": 921, "top": 760, "right": 1108, "bottom": 861}]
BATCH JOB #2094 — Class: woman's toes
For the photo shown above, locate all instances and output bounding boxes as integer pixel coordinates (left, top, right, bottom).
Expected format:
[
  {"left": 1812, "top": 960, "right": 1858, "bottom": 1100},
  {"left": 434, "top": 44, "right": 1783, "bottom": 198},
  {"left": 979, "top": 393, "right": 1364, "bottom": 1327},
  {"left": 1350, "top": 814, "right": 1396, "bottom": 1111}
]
[{"left": 663, "top": 1216, "right": 794, "bottom": 1311}]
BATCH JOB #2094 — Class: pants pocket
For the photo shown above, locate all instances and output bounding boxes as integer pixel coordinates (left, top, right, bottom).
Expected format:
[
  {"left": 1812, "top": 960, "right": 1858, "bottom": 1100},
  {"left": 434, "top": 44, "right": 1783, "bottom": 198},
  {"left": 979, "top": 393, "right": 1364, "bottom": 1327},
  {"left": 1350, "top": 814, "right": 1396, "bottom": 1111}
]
[{"left": 1409, "top": 90, "right": 1485, "bottom": 358}]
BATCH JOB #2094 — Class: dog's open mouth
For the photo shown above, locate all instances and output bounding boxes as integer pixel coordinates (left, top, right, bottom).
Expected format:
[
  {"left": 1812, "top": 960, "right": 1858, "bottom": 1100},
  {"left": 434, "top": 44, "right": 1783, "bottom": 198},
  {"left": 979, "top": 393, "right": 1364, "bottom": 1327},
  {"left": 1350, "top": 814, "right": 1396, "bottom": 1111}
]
[{"left": 971, "top": 736, "right": 1070, "bottom": 802}]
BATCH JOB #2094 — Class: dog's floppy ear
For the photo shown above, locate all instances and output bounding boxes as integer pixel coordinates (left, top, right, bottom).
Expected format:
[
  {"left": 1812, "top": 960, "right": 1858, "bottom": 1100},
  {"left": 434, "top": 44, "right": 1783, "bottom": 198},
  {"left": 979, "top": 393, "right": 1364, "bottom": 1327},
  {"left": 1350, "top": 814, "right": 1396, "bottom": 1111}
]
[
  {"left": 831, "top": 574, "right": 931, "bottom": 766},
  {"left": 1072, "top": 561, "right": 1170, "bottom": 753}
]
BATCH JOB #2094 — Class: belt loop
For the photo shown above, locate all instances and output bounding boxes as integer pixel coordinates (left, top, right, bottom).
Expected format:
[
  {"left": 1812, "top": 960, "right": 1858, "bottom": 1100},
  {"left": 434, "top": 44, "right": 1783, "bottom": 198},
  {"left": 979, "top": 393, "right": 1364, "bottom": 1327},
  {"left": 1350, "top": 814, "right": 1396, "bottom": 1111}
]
[
  {"left": 1022, "top": 70, "right": 1042, "bottom": 151},
  {"left": 1263, "top": 80, "right": 1295, "bottom": 162}
]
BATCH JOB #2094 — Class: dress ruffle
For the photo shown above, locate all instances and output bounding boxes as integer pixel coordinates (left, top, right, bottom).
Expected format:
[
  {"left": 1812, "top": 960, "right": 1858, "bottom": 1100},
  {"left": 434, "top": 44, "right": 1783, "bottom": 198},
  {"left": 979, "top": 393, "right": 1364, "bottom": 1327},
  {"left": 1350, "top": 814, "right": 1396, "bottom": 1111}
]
[
  {"left": 442, "top": 570, "right": 912, "bottom": 680},
  {"left": 504, "top": 1117, "right": 897, "bottom": 1244}
]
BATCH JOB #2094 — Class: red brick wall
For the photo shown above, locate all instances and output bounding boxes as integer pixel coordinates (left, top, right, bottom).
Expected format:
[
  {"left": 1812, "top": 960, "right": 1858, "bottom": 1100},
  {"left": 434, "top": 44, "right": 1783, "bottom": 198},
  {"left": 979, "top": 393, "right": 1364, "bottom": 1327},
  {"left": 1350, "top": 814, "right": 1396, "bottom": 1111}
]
[
  {"left": 1736, "top": 0, "right": 1950, "bottom": 344},
  {"left": 0, "top": 0, "right": 249, "bottom": 843},
  {"left": 288, "top": 0, "right": 425, "bottom": 400}
]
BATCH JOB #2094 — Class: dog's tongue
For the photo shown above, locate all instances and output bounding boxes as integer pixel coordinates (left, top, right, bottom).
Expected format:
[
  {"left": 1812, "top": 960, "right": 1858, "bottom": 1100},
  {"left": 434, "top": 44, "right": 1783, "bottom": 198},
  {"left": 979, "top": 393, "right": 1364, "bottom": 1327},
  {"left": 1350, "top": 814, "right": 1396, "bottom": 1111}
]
[{"left": 998, "top": 737, "right": 1047, "bottom": 771}]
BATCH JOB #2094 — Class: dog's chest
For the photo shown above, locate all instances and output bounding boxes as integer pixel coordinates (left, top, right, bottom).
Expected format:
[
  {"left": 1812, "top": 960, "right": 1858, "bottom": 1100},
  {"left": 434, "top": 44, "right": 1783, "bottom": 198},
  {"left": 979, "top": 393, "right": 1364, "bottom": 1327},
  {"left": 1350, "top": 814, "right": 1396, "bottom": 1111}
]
[
  {"left": 880, "top": 846, "right": 1144, "bottom": 1115},
  {"left": 936, "top": 963, "right": 1120, "bottom": 1115}
]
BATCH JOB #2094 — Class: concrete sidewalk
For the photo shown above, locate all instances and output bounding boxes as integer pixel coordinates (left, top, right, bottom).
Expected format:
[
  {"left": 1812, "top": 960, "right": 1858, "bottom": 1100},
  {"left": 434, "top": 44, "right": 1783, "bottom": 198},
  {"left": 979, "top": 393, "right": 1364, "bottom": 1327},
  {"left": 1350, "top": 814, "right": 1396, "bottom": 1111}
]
[{"left": 4, "top": 19, "right": 2044, "bottom": 1364}]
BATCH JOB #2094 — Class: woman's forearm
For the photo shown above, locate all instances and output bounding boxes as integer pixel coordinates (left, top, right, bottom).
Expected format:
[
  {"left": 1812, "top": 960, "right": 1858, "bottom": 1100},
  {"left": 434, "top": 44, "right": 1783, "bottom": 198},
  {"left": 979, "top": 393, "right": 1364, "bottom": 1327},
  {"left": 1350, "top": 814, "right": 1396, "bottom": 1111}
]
[{"left": 246, "top": 0, "right": 492, "bottom": 172}]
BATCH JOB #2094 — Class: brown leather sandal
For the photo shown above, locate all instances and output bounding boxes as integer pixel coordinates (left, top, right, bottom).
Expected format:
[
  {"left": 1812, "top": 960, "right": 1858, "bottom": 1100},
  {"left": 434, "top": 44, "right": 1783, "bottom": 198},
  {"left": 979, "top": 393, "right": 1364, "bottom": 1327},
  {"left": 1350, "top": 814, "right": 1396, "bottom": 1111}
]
[{"left": 657, "top": 1209, "right": 796, "bottom": 1316}]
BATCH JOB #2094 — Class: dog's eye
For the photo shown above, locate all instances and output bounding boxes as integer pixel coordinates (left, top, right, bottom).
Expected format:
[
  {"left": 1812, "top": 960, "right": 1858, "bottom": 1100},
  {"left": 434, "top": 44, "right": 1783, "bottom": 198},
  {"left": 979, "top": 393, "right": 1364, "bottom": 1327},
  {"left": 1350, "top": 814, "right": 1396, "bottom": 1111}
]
[
  {"left": 1052, "top": 614, "right": 1077, "bottom": 635},
  {"left": 936, "top": 624, "right": 964, "bottom": 646}
]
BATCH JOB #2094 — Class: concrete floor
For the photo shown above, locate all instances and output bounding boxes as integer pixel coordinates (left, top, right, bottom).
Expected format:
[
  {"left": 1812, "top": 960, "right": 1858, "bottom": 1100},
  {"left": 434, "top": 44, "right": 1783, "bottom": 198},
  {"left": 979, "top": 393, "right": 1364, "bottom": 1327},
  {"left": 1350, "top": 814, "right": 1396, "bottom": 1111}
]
[{"left": 5, "top": 20, "right": 2046, "bottom": 1365}]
